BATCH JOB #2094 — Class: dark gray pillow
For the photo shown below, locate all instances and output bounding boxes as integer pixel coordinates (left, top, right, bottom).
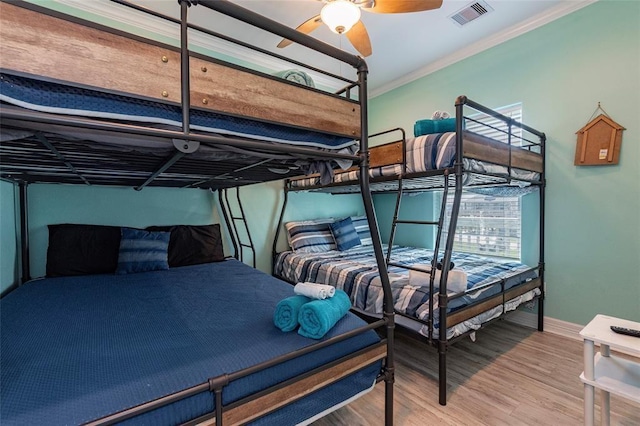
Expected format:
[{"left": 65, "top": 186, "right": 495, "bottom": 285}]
[
  {"left": 46, "top": 224, "right": 122, "bottom": 277},
  {"left": 146, "top": 224, "right": 224, "bottom": 267}
]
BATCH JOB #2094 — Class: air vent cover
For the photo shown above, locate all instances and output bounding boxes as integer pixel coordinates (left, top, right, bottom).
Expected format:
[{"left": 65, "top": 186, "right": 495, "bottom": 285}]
[{"left": 450, "top": 0, "right": 494, "bottom": 26}]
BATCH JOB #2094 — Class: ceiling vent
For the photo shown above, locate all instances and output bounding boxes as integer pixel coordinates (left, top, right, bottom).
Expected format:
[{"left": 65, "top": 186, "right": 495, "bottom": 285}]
[{"left": 450, "top": 1, "right": 494, "bottom": 26}]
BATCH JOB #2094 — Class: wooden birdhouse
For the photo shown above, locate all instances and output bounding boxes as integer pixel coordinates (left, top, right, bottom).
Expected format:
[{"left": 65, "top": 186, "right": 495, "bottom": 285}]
[{"left": 575, "top": 114, "right": 625, "bottom": 166}]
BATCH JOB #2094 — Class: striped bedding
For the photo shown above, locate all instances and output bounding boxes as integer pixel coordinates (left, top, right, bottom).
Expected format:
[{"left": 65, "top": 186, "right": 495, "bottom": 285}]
[
  {"left": 289, "top": 132, "right": 539, "bottom": 188},
  {"left": 275, "top": 245, "right": 539, "bottom": 339}
]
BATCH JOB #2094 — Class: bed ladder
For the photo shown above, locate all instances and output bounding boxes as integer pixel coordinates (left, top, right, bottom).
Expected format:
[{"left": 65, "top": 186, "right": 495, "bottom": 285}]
[
  {"left": 386, "top": 172, "right": 451, "bottom": 262},
  {"left": 386, "top": 173, "right": 452, "bottom": 335},
  {"left": 218, "top": 187, "right": 256, "bottom": 268}
]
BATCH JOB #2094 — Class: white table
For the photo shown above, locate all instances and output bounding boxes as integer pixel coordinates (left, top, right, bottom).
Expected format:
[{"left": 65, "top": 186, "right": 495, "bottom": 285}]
[{"left": 579, "top": 314, "right": 640, "bottom": 425}]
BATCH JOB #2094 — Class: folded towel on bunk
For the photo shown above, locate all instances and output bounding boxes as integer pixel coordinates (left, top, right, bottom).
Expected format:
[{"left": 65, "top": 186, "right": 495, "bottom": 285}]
[
  {"left": 272, "top": 69, "right": 316, "bottom": 88},
  {"left": 414, "top": 118, "right": 456, "bottom": 137},
  {"left": 408, "top": 264, "right": 468, "bottom": 294},
  {"left": 431, "top": 111, "right": 451, "bottom": 120},
  {"left": 273, "top": 295, "right": 312, "bottom": 332},
  {"left": 294, "top": 282, "right": 336, "bottom": 300},
  {"left": 298, "top": 290, "right": 351, "bottom": 339}
]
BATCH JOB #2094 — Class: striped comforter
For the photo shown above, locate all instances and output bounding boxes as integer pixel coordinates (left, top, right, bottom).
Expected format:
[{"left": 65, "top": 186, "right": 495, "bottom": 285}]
[
  {"left": 289, "top": 132, "right": 539, "bottom": 188},
  {"left": 275, "top": 245, "right": 538, "bottom": 337}
]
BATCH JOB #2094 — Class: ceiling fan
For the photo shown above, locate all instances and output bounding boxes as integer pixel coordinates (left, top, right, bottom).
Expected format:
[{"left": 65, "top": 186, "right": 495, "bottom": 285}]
[{"left": 277, "top": 0, "right": 443, "bottom": 57}]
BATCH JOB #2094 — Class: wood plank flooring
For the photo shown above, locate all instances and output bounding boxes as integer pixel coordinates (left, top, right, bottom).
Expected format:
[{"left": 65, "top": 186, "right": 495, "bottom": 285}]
[{"left": 312, "top": 320, "right": 640, "bottom": 425}]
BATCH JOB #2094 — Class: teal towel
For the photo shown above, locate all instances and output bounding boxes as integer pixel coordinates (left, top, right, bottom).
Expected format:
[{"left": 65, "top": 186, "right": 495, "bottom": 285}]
[
  {"left": 298, "top": 290, "right": 351, "bottom": 339},
  {"left": 414, "top": 118, "right": 456, "bottom": 137},
  {"left": 272, "top": 69, "right": 316, "bottom": 88},
  {"left": 274, "top": 295, "right": 311, "bottom": 332}
]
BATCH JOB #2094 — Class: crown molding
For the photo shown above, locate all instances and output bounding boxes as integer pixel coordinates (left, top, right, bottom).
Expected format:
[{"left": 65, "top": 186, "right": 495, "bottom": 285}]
[
  {"left": 51, "top": 0, "right": 344, "bottom": 92},
  {"left": 369, "top": 0, "right": 599, "bottom": 98}
]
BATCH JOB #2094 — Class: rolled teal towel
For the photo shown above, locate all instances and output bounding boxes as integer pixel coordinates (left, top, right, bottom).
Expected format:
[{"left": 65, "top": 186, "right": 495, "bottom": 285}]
[
  {"left": 414, "top": 118, "right": 456, "bottom": 137},
  {"left": 297, "top": 290, "right": 351, "bottom": 339},
  {"left": 274, "top": 295, "right": 311, "bottom": 332},
  {"left": 272, "top": 69, "right": 316, "bottom": 88}
]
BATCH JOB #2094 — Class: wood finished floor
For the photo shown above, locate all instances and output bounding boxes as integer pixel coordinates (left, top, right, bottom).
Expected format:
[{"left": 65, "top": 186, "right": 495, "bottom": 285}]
[{"left": 312, "top": 320, "right": 640, "bottom": 425}]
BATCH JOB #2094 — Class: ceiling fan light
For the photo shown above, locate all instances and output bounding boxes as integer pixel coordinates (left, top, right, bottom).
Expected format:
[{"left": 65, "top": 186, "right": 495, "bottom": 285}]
[{"left": 321, "top": 1, "right": 361, "bottom": 34}]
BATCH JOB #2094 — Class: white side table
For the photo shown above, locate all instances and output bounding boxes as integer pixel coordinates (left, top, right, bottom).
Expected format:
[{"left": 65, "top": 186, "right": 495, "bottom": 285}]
[{"left": 579, "top": 314, "right": 640, "bottom": 426}]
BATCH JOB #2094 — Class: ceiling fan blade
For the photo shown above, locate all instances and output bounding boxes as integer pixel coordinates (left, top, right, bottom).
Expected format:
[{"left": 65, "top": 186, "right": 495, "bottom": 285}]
[
  {"left": 277, "top": 15, "right": 323, "bottom": 49},
  {"left": 365, "top": 0, "right": 443, "bottom": 14},
  {"left": 346, "top": 20, "right": 372, "bottom": 57}
]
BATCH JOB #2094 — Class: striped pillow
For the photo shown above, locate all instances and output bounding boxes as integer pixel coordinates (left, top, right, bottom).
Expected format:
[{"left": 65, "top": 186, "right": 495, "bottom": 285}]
[
  {"left": 350, "top": 216, "right": 373, "bottom": 246},
  {"left": 329, "top": 217, "right": 361, "bottom": 251},
  {"left": 116, "top": 228, "right": 170, "bottom": 274},
  {"left": 285, "top": 219, "right": 336, "bottom": 253}
]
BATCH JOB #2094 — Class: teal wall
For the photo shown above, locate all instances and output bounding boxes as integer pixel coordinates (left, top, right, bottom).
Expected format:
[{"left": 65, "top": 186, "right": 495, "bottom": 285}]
[
  {"left": 369, "top": 0, "right": 640, "bottom": 325},
  {"left": 0, "top": 181, "right": 364, "bottom": 284},
  {"left": 25, "top": 184, "right": 219, "bottom": 279},
  {"left": 0, "top": 181, "right": 18, "bottom": 294}
]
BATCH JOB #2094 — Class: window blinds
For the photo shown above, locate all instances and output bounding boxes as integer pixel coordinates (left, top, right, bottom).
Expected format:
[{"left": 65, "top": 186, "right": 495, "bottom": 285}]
[{"left": 437, "top": 102, "right": 524, "bottom": 259}]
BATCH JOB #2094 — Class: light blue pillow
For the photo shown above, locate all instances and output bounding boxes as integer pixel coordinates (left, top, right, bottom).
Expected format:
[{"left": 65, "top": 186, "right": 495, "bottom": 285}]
[
  {"left": 350, "top": 216, "right": 373, "bottom": 246},
  {"left": 116, "top": 228, "right": 170, "bottom": 274},
  {"left": 329, "top": 217, "right": 361, "bottom": 251}
]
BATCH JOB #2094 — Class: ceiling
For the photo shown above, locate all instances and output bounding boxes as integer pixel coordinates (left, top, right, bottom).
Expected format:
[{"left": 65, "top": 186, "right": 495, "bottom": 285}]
[{"left": 51, "top": 0, "right": 595, "bottom": 96}]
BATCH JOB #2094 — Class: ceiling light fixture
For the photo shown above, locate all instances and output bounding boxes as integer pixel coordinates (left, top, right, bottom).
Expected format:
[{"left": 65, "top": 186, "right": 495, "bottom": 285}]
[{"left": 320, "top": 0, "right": 361, "bottom": 34}]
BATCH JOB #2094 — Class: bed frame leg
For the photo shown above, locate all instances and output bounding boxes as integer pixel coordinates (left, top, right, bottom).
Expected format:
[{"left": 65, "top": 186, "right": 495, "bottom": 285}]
[
  {"left": 385, "top": 374, "right": 394, "bottom": 425},
  {"left": 537, "top": 298, "right": 544, "bottom": 332},
  {"left": 438, "top": 342, "right": 447, "bottom": 406}
]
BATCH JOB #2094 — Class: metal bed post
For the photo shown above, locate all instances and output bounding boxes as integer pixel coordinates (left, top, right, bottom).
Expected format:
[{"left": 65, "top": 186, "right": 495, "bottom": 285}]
[
  {"left": 435, "top": 96, "right": 468, "bottom": 406},
  {"left": 356, "top": 65, "right": 395, "bottom": 426},
  {"left": 179, "top": 1, "right": 190, "bottom": 135},
  {"left": 18, "top": 181, "right": 30, "bottom": 284},
  {"left": 538, "top": 133, "right": 547, "bottom": 331}
]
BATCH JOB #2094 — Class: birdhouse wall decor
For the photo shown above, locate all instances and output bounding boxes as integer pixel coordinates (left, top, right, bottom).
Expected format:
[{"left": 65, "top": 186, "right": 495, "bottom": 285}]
[{"left": 575, "top": 104, "right": 625, "bottom": 166}]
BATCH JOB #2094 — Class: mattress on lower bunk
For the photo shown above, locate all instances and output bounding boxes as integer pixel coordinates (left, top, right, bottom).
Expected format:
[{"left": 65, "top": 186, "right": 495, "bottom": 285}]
[
  {"left": 0, "top": 73, "right": 357, "bottom": 150},
  {"left": 0, "top": 260, "right": 380, "bottom": 426},
  {"left": 275, "top": 245, "right": 539, "bottom": 339},
  {"left": 289, "top": 132, "right": 540, "bottom": 189}
]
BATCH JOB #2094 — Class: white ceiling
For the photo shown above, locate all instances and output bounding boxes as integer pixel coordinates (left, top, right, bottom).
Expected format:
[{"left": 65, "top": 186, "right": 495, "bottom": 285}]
[{"left": 52, "top": 0, "right": 596, "bottom": 96}]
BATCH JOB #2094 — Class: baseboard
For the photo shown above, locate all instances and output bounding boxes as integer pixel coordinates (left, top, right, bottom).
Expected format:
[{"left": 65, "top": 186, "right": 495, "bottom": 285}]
[
  {"left": 505, "top": 310, "right": 638, "bottom": 357},
  {"left": 505, "top": 310, "right": 583, "bottom": 341}
]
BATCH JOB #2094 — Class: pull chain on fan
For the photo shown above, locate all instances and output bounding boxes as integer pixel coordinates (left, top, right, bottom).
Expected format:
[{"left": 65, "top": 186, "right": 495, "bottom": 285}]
[{"left": 277, "top": 0, "right": 443, "bottom": 57}]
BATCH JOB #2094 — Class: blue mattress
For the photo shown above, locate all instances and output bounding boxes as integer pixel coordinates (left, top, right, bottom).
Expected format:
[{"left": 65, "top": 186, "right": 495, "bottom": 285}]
[
  {"left": 0, "top": 73, "right": 356, "bottom": 149},
  {"left": 0, "top": 260, "right": 380, "bottom": 425}
]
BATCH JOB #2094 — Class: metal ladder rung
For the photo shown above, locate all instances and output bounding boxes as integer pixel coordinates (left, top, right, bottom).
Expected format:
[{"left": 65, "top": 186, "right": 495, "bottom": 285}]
[
  {"left": 394, "top": 220, "right": 439, "bottom": 225},
  {"left": 387, "top": 262, "right": 434, "bottom": 273}
]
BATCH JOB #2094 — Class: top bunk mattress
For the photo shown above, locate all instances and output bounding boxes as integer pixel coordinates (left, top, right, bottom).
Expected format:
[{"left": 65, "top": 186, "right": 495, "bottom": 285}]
[
  {"left": 0, "top": 260, "right": 380, "bottom": 426},
  {"left": 0, "top": 73, "right": 356, "bottom": 150}
]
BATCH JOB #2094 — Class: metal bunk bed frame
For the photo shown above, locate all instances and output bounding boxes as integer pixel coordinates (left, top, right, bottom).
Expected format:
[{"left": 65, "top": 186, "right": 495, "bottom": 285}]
[
  {"left": 0, "top": 0, "right": 396, "bottom": 424},
  {"left": 275, "top": 95, "right": 546, "bottom": 406}
]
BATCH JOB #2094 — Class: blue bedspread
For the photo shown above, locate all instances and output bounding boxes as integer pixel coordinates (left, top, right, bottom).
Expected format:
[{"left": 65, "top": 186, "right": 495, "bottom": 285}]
[{"left": 0, "top": 260, "right": 380, "bottom": 425}]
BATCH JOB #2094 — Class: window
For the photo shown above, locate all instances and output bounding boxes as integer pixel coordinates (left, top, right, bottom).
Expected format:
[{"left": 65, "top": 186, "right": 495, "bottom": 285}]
[
  {"left": 437, "top": 102, "right": 524, "bottom": 260},
  {"left": 438, "top": 193, "right": 521, "bottom": 259},
  {"left": 465, "top": 102, "right": 523, "bottom": 145}
]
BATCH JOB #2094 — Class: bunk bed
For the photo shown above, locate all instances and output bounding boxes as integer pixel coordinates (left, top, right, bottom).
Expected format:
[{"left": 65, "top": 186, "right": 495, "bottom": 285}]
[
  {"left": 0, "top": 0, "right": 396, "bottom": 424},
  {"left": 274, "top": 97, "right": 546, "bottom": 405}
]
